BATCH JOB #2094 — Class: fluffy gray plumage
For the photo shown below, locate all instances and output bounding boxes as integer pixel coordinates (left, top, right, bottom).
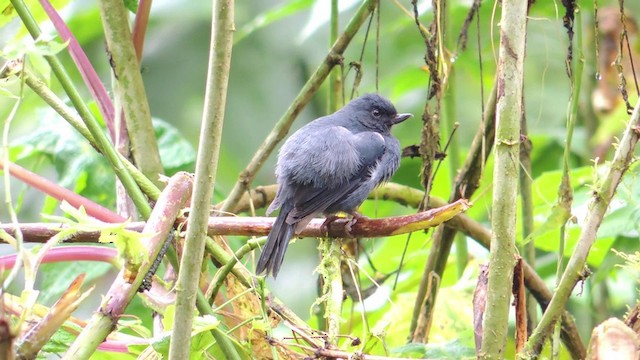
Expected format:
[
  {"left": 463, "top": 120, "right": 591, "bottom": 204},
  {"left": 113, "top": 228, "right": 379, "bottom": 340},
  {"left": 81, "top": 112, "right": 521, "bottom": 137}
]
[{"left": 256, "top": 94, "right": 412, "bottom": 277}]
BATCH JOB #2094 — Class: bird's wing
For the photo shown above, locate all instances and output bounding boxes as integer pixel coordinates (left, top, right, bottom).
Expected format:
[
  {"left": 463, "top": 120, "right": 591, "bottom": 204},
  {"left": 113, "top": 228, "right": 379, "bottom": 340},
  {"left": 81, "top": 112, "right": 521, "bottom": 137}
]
[
  {"left": 280, "top": 126, "right": 363, "bottom": 188},
  {"left": 286, "top": 131, "right": 386, "bottom": 222}
]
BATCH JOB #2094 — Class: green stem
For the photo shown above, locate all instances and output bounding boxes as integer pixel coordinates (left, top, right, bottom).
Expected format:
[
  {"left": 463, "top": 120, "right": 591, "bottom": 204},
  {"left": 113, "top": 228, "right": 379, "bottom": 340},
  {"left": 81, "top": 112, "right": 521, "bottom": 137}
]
[
  {"left": 479, "top": 0, "right": 528, "bottom": 356},
  {"left": 521, "top": 83, "right": 640, "bottom": 360},
  {"left": 63, "top": 173, "right": 192, "bottom": 359},
  {"left": 328, "top": 0, "right": 341, "bottom": 112},
  {"left": 409, "top": 84, "right": 497, "bottom": 340},
  {"left": 519, "top": 120, "right": 537, "bottom": 329},
  {"left": 443, "top": 71, "right": 466, "bottom": 278},
  {"left": 220, "top": 0, "right": 377, "bottom": 213},
  {"left": 9, "top": 0, "right": 152, "bottom": 219},
  {"left": 195, "top": 291, "right": 241, "bottom": 360},
  {"left": 319, "top": 238, "right": 343, "bottom": 344},
  {"left": 207, "top": 238, "right": 263, "bottom": 302},
  {"left": 169, "top": 1, "right": 235, "bottom": 359},
  {"left": 98, "top": 0, "right": 164, "bottom": 186}
]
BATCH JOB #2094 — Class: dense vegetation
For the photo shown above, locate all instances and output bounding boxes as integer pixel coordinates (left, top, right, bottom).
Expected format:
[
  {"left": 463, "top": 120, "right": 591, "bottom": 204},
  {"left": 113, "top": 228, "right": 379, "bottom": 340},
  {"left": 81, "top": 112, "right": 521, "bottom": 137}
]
[{"left": 0, "top": 0, "right": 639, "bottom": 359}]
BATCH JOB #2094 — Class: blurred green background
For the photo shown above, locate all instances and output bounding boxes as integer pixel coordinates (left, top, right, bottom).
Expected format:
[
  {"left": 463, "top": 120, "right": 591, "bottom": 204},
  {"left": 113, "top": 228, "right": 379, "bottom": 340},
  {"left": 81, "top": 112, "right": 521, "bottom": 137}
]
[{"left": 1, "top": 0, "right": 640, "bottom": 357}]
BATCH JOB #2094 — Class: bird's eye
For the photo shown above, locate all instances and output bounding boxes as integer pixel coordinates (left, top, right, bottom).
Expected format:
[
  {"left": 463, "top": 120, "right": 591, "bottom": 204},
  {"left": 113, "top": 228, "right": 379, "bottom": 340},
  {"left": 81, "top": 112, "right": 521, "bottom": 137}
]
[{"left": 372, "top": 109, "right": 381, "bottom": 117}]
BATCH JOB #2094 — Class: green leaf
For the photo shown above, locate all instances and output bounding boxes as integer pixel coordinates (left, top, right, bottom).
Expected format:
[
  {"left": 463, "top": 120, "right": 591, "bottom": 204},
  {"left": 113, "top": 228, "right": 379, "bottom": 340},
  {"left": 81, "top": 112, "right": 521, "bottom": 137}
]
[
  {"left": 154, "top": 118, "right": 196, "bottom": 175},
  {"left": 12, "top": 114, "right": 116, "bottom": 209},
  {"left": 37, "top": 261, "right": 113, "bottom": 306},
  {"left": 0, "top": 0, "right": 71, "bottom": 34},
  {"left": 99, "top": 222, "right": 149, "bottom": 277},
  {"left": 40, "top": 328, "right": 77, "bottom": 356},
  {"left": 235, "top": 0, "right": 314, "bottom": 43},
  {"left": 124, "top": 0, "right": 138, "bottom": 13},
  {"left": 390, "top": 340, "right": 475, "bottom": 359},
  {"left": 2, "top": 36, "right": 68, "bottom": 58}
]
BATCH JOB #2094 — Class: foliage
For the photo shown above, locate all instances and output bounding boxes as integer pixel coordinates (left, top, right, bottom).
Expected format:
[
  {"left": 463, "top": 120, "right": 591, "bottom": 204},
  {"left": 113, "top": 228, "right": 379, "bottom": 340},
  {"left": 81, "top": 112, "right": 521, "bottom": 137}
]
[{"left": 0, "top": 0, "right": 639, "bottom": 359}]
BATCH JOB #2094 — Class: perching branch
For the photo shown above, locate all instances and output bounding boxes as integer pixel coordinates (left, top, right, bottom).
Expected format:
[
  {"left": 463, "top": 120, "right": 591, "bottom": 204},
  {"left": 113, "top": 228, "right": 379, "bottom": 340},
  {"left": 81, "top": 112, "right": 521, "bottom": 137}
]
[{"left": 4, "top": 198, "right": 469, "bottom": 242}]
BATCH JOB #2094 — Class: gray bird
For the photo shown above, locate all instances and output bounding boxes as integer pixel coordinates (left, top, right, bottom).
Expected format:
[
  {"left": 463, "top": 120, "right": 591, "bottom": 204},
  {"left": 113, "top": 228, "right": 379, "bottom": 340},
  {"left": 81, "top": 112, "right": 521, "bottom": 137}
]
[{"left": 256, "top": 94, "right": 412, "bottom": 277}]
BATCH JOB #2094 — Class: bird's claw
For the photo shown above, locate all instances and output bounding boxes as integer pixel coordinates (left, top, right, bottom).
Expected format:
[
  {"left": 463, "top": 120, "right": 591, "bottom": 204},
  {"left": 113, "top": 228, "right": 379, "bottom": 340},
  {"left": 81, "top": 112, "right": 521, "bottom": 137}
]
[
  {"left": 344, "top": 212, "right": 367, "bottom": 238},
  {"left": 320, "top": 215, "right": 341, "bottom": 236},
  {"left": 321, "top": 213, "right": 368, "bottom": 238}
]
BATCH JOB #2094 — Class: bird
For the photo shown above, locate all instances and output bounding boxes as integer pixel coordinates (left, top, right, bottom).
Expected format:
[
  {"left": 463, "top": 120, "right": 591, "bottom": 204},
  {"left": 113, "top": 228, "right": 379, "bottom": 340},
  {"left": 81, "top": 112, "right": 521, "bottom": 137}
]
[{"left": 256, "top": 94, "right": 412, "bottom": 277}]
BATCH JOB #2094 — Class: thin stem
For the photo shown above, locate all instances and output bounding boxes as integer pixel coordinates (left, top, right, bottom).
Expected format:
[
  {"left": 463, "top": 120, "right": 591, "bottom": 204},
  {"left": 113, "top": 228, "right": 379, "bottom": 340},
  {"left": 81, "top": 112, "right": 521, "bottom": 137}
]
[
  {"left": 479, "top": 0, "right": 528, "bottom": 356},
  {"left": 207, "top": 238, "right": 263, "bottom": 302},
  {"left": 1, "top": 76, "right": 25, "bottom": 291},
  {"left": 319, "top": 238, "right": 343, "bottom": 344},
  {"left": 169, "top": 0, "right": 235, "bottom": 359},
  {"left": 20, "top": 68, "right": 161, "bottom": 201},
  {"left": 63, "top": 173, "right": 192, "bottom": 359},
  {"left": 98, "top": 0, "right": 164, "bottom": 186},
  {"left": 410, "top": 83, "right": 497, "bottom": 340},
  {"left": 328, "top": 0, "right": 341, "bottom": 112}
]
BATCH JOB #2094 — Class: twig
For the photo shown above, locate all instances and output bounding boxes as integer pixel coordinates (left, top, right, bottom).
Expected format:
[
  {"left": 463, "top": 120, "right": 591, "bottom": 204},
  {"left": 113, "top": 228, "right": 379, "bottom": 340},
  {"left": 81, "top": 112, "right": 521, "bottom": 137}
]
[
  {"left": 410, "top": 83, "right": 497, "bottom": 339},
  {"left": 0, "top": 194, "right": 468, "bottom": 242}
]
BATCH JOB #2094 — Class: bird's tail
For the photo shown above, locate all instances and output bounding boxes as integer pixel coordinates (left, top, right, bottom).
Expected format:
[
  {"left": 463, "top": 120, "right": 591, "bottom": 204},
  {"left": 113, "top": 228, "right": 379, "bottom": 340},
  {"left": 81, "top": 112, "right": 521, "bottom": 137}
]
[{"left": 256, "top": 202, "right": 294, "bottom": 277}]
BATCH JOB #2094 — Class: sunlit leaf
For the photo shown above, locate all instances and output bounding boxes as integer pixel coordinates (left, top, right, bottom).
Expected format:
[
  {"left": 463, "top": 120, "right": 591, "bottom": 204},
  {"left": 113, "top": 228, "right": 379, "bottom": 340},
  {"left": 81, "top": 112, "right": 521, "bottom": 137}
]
[{"left": 235, "top": 0, "right": 314, "bottom": 44}]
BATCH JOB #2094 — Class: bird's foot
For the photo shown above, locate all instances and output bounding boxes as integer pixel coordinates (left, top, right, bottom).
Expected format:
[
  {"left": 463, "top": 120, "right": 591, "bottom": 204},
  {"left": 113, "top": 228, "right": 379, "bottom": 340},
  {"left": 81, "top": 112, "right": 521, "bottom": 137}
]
[
  {"left": 344, "top": 212, "right": 368, "bottom": 238},
  {"left": 320, "top": 215, "right": 342, "bottom": 236}
]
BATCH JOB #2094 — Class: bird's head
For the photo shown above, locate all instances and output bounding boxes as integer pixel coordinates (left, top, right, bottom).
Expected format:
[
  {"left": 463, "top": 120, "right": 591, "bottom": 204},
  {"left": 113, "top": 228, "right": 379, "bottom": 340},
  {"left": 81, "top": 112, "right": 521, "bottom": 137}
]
[{"left": 345, "top": 93, "right": 412, "bottom": 132}]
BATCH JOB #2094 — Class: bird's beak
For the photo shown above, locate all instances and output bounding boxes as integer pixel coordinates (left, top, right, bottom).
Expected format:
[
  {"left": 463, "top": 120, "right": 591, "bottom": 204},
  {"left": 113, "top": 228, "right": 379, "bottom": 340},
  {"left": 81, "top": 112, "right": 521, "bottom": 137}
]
[{"left": 393, "top": 113, "right": 413, "bottom": 124}]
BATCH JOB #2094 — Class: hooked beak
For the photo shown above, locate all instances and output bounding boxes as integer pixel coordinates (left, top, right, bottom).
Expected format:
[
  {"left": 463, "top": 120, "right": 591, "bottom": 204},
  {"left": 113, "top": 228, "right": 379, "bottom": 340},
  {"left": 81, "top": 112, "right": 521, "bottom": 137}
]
[{"left": 393, "top": 113, "right": 413, "bottom": 124}]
